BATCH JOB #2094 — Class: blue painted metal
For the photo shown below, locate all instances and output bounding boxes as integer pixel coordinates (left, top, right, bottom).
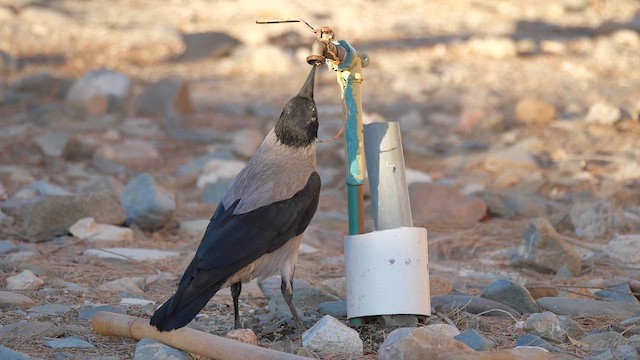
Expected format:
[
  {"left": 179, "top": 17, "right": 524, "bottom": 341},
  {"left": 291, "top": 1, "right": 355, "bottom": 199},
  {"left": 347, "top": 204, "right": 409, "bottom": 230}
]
[{"left": 330, "top": 40, "right": 365, "bottom": 235}]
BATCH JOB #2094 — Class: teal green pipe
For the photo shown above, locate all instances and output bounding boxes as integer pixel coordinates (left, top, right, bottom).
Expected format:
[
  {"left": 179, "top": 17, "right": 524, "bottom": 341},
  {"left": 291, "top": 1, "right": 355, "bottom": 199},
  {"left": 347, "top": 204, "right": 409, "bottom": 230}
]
[
  {"left": 347, "top": 184, "right": 361, "bottom": 235},
  {"left": 333, "top": 40, "right": 365, "bottom": 235}
]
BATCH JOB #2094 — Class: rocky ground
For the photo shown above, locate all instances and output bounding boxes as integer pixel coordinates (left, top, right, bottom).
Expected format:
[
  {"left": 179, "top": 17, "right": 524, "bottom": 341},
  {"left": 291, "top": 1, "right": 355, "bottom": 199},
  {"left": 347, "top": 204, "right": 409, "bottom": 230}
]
[{"left": 1, "top": 0, "right": 640, "bottom": 359}]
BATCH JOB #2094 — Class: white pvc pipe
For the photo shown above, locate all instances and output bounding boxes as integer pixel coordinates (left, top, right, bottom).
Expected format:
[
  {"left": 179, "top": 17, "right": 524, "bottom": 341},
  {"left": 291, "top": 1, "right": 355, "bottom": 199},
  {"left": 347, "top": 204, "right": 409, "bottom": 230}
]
[{"left": 344, "top": 227, "right": 430, "bottom": 319}]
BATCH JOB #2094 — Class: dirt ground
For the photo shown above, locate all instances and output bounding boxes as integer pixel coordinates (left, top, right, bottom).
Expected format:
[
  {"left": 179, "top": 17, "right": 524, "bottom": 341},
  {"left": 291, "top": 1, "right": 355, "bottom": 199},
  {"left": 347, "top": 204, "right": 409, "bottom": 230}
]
[{"left": 1, "top": 0, "right": 640, "bottom": 359}]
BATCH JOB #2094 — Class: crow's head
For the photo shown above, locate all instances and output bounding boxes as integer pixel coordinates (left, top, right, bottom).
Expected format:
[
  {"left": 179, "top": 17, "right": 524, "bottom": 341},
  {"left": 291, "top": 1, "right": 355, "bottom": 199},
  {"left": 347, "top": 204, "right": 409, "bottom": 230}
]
[{"left": 275, "top": 66, "right": 318, "bottom": 148}]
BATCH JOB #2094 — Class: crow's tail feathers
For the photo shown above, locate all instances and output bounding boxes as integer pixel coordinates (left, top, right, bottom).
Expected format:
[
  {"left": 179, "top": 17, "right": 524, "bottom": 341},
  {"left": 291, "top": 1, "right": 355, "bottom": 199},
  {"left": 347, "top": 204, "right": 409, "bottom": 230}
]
[
  {"left": 150, "top": 260, "right": 227, "bottom": 332},
  {"left": 150, "top": 282, "right": 223, "bottom": 331}
]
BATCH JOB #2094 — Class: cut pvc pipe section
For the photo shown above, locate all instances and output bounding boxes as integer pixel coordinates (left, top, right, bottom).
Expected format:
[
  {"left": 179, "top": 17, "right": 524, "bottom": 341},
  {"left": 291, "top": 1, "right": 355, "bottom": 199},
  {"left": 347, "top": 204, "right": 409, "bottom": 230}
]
[
  {"left": 363, "top": 121, "right": 413, "bottom": 230},
  {"left": 344, "top": 227, "right": 430, "bottom": 319}
]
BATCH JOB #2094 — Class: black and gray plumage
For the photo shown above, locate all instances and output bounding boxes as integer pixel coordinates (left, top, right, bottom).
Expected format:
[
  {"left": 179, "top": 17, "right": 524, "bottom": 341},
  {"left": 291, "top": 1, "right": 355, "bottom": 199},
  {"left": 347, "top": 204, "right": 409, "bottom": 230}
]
[{"left": 151, "top": 66, "right": 320, "bottom": 332}]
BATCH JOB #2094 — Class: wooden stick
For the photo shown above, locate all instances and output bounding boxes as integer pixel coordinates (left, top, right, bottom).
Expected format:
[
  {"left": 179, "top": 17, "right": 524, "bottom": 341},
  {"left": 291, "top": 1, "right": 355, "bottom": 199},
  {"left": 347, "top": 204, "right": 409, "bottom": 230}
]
[{"left": 91, "top": 311, "right": 310, "bottom": 360}]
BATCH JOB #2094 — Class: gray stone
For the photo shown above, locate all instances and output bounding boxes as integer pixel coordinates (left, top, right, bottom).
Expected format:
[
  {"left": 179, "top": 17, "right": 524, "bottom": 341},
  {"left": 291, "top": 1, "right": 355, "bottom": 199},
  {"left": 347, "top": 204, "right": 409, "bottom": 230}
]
[
  {"left": 570, "top": 200, "right": 624, "bottom": 240},
  {"left": 24, "top": 103, "right": 79, "bottom": 127},
  {"left": 201, "top": 178, "right": 232, "bottom": 204},
  {"left": 515, "top": 333, "right": 565, "bottom": 352},
  {"left": 580, "top": 331, "right": 627, "bottom": 352},
  {"left": 84, "top": 248, "right": 180, "bottom": 262},
  {"left": 14, "top": 181, "right": 72, "bottom": 198},
  {"left": 0, "top": 344, "right": 40, "bottom": 360},
  {"left": 44, "top": 338, "right": 95, "bottom": 349},
  {"left": 617, "top": 318, "right": 640, "bottom": 337},
  {"left": 480, "top": 188, "right": 549, "bottom": 219},
  {"left": 33, "top": 132, "right": 70, "bottom": 158},
  {"left": 604, "top": 235, "right": 640, "bottom": 264},
  {"left": 378, "top": 327, "right": 474, "bottom": 360},
  {"left": 481, "top": 278, "right": 540, "bottom": 314},
  {"left": 9, "top": 72, "right": 73, "bottom": 99},
  {"left": 431, "top": 295, "right": 521, "bottom": 318},
  {"left": 538, "top": 297, "right": 640, "bottom": 318},
  {"left": 121, "top": 173, "right": 175, "bottom": 231},
  {"left": 93, "top": 140, "right": 160, "bottom": 174},
  {"left": 120, "top": 117, "right": 163, "bottom": 138},
  {"left": 28, "top": 304, "right": 72, "bottom": 316},
  {"left": 1, "top": 192, "right": 126, "bottom": 242},
  {"left": 0, "top": 240, "right": 18, "bottom": 254},
  {"left": 454, "top": 329, "right": 495, "bottom": 351},
  {"left": 258, "top": 276, "right": 313, "bottom": 298},
  {"left": 585, "top": 345, "right": 640, "bottom": 360},
  {"left": 134, "top": 338, "right": 189, "bottom": 360},
  {"left": 0, "top": 321, "right": 65, "bottom": 339},
  {"left": 56, "top": 280, "right": 90, "bottom": 295},
  {"left": 77, "top": 176, "right": 124, "bottom": 195},
  {"left": 78, "top": 305, "right": 125, "bottom": 321},
  {"left": 511, "top": 218, "right": 582, "bottom": 275},
  {"left": 0, "top": 291, "right": 35, "bottom": 309},
  {"left": 7, "top": 251, "right": 38, "bottom": 263},
  {"left": 595, "top": 284, "right": 638, "bottom": 303},
  {"left": 377, "top": 315, "right": 420, "bottom": 327},
  {"left": 586, "top": 101, "right": 621, "bottom": 125},
  {"left": 0, "top": 49, "right": 17, "bottom": 76},
  {"left": 317, "top": 300, "right": 347, "bottom": 317},
  {"left": 135, "top": 77, "right": 192, "bottom": 116},
  {"left": 301, "top": 315, "right": 363, "bottom": 357},
  {"left": 524, "top": 311, "right": 584, "bottom": 341},
  {"left": 172, "top": 31, "right": 240, "bottom": 62}
]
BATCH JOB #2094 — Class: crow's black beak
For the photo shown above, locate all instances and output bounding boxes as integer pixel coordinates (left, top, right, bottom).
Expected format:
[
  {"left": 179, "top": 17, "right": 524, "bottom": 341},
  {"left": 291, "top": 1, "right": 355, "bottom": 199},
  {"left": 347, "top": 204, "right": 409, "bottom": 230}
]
[{"left": 298, "top": 65, "right": 316, "bottom": 100}]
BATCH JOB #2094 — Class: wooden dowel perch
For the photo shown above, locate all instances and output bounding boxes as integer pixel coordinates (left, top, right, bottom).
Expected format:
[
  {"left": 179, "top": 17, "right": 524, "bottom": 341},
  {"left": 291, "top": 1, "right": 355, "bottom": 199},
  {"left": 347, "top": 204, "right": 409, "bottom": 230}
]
[{"left": 91, "top": 311, "right": 310, "bottom": 360}]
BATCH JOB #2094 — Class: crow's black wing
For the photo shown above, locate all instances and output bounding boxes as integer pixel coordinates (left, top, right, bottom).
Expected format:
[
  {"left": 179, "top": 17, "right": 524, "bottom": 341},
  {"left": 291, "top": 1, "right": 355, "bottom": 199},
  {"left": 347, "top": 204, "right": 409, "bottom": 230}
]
[{"left": 150, "top": 172, "right": 320, "bottom": 331}]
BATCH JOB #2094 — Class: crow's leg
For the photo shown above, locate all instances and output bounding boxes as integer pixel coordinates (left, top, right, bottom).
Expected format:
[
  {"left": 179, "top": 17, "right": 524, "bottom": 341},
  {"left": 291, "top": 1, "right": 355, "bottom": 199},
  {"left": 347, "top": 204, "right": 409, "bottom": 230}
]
[
  {"left": 281, "top": 269, "right": 304, "bottom": 332},
  {"left": 231, "top": 282, "right": 242, "bottom": 329}
]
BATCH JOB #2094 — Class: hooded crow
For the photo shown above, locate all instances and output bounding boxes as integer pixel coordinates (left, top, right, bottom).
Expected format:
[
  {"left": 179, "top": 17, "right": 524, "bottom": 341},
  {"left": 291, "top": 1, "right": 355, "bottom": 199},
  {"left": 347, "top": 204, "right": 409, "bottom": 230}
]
[{"left": 151, "top": 66, "right": 320, "bottom": 332}]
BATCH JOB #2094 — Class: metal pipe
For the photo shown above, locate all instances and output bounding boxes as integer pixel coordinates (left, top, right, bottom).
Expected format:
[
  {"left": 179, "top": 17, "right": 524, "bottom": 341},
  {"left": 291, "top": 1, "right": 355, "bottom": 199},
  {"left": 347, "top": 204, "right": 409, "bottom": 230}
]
[
  {"left": 331, "top": 40, "right": 365, "bottom": 235},
  {"left": 363, "top": 122, "right": 413, "bottom": 230}
]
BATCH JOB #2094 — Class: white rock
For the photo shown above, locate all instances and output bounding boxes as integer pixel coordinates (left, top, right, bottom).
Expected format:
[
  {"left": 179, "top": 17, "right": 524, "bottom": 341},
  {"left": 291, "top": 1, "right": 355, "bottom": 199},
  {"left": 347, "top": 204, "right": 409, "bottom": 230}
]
[
  {"left": 179, "top": 219, "right": 210, "bottom": 238},
  {"left": 70, "top": 217, "right": 133, "bottom": 242},
  {"left": 33, "top": 131, "right": 70, "bottom": 157},
  {"left": 232, "top": 129, "right": 263, "bottom": 159},
  {"left": 611, "top": 29, "right": 640, "bottom": 49},
  {"left": 84, "top": 248, "right": 180, "bottom": 262},
  {"left": 298, "top": 243, "right": 319, "bottom": 255},
  {"left": 405, "top": 168, "right": 433, "bottom": 185},
  {"left": 196, "top": 159, "right": 245, "bottom": 189},
  {"left": 6, "top": 270, "right": 44, "bottom": 290},
  {"left": 97, "top": 277, "right": 144, "bottom": 294},
  {"left": 120, "top": 298, "right": 155, "bottom": 306},
  {"left": 604, "top": 234, "right": 640, "bottom": 263},
  {"left": 302, "top": 315, "right": 363, "bottom": 357},
  {"left": 422, "top": 323, "right": 461, "bottom": 337},
  {"left": 586, "top": 101, "right": 621, "bottom": 125}
]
